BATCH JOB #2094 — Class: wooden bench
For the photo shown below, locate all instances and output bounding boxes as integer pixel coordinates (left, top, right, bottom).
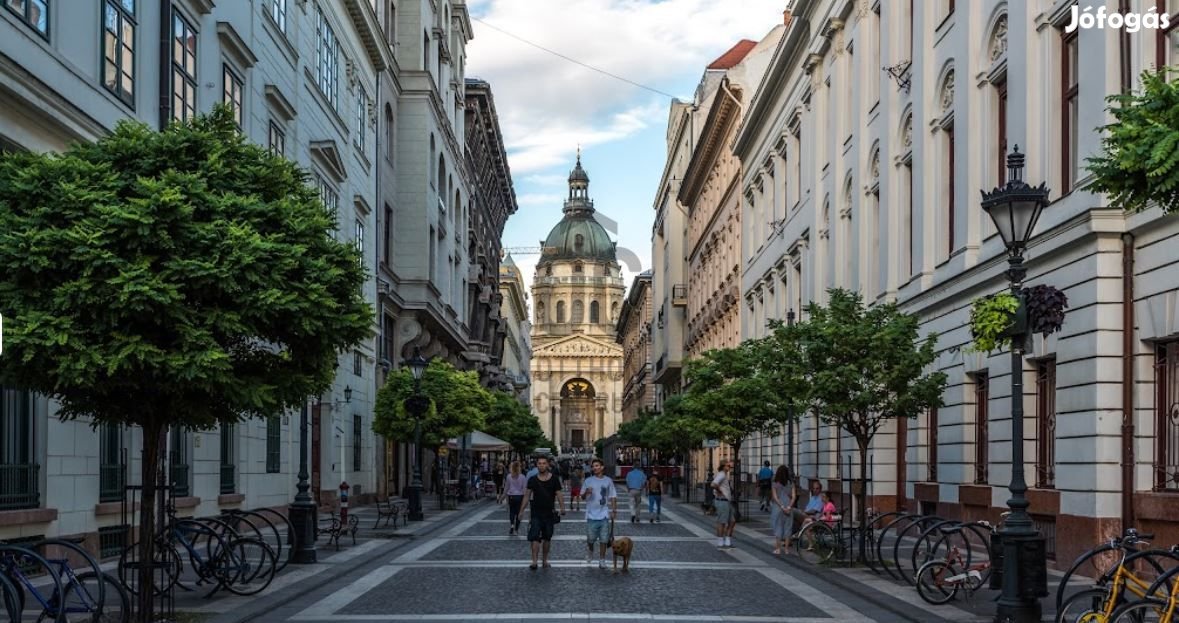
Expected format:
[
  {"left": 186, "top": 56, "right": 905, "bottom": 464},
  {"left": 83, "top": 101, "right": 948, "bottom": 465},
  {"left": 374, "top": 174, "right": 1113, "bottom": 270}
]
[
  {"left": 373, "top": 497, "right": 408, "bottom": 529},
  {"left": 316, "top": 510, "right": 360, "bottom": 550}
]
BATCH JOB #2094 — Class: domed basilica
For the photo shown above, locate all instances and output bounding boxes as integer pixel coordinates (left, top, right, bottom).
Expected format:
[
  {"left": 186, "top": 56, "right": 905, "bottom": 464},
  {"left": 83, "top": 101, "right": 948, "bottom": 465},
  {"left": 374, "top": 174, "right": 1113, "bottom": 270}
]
[{"left": 530, "top": 156, "right": 625, "bottom": 455}]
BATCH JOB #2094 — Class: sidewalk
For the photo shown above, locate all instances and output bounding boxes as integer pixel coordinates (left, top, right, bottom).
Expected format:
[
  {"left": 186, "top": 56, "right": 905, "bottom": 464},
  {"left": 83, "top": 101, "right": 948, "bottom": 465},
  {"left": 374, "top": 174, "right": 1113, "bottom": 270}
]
[
  {"left": 185, "top": 497, "right": 496, "bottom": 623},
  {"left": 662, "top": 491, "right": 1077, "bottom": 623}
]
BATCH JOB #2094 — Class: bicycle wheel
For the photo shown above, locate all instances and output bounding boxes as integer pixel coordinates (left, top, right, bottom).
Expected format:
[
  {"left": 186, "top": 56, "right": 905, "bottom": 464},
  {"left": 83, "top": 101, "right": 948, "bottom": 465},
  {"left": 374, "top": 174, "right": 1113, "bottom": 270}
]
[
  {"left": 894, "top": 516, "right": 942, "bottom": 586},
  {"left": 1058, "top": 544, "right": 1123, "bottom": 612},
  {"left": 915, "top": 560, "right": 960, "bottom": 605},
  {"left": 1109, "top": 598, "right": 1169, "bottom": 623},
  {"left": 34, "top": 538, "right": 106, "bottom": 623},
  {"left": 213, "top": 538, "right": 276, "bottom": 597},
  {"left": 0, "top": 544, "right": 66, "bottom": 623},
  {"left": 795, "top": 523, "right": 837, "bottom": 565},
  {"left": 254, "top": 508, "right": 294, "bottom": 569},
  {"left": 117, "top": 540, "right": 181, "bottom": 598},
  {"left": 61, "top": 572, "right": 129, "bottom": 623},
  {"left": 1, "top": 571, "right": 20, "bottom": 622},
  {"left": 910, "top": 520, "right": 960, "bottom": 583},
  {"left": 1056, "top": 588, "right": 1119, "bottom": 623},
  {"left": 235, "top": 511, "right": 285, "bottom": 574}
]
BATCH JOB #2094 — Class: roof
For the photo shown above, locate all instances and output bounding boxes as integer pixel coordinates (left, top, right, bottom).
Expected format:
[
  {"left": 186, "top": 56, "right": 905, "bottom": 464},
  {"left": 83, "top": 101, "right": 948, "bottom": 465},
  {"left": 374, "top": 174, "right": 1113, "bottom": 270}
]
[
  {"left": 540, "top": 213, "right": 616, "bottom": 264},
  {"left": 707, "top": 39, "right": 758, "bottom": 70}
]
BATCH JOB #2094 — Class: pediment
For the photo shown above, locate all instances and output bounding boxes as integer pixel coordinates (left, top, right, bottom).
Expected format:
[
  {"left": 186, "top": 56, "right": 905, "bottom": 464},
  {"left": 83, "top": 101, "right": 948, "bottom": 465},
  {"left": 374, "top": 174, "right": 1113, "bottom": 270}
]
[{"left": 533, "top": 334, "right": 621, "bottom": 358}]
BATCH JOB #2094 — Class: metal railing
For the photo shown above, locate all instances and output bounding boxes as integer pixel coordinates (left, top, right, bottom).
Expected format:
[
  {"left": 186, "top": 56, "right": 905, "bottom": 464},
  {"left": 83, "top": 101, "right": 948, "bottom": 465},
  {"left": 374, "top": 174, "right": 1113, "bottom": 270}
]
[
  {"left": 219, "top": 464, "right": 236, "bottom": 495},
  {"left": 99, "top": 463, "right": 124, "bottom": 503},
  {"left": 0, "top": 463, "right": 40, "bottom": 510}
]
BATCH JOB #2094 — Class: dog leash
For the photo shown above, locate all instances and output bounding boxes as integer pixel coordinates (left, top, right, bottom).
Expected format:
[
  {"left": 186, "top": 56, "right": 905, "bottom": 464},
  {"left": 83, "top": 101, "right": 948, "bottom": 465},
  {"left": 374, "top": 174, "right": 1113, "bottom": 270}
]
[{"left": 608, "top": 516, "right": 614, "bottom": 546}]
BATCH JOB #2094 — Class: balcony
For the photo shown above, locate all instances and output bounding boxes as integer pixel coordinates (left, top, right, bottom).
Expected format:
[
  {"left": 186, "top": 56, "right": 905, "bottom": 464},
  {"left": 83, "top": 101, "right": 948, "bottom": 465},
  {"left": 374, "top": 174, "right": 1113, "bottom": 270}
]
[
  {"left": 672, "top": 284, "right": 687, "bottom": 306},
  {"left": 0, "top": 463, "right": 39, "bottom": 511},
  {"left": 99, "top": 463, "right": 125, "bottom": 503}
]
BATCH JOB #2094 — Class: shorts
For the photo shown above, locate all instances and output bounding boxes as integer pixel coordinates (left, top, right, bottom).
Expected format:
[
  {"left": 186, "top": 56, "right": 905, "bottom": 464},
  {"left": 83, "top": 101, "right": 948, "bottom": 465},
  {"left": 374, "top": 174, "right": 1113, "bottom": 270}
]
[
  {"left": 571, "top": 486, "right": 581, "bottom": 497},
  {"left": 528, "top": 513, "right": 556, "bottom": 542},
  {"left": 714, "top": 499, "right": 734, "bottom": 525},
  {"left": 586, "top": 518, "right": 610, "bottom": 545}
]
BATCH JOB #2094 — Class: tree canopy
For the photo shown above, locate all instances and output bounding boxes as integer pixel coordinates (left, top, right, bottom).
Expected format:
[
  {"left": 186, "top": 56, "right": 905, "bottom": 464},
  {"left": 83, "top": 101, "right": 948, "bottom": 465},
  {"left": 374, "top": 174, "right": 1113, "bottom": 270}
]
[
  {"left": 680, "top": 340, "right": 788, "bottom": 450},
  {"left": 485, "top": 390, "right": 550, "bottom": 456},
  {"left": 1086, "top": 69, "right": 1179, "bottom": 213},
  {"left": 372, "top": 359, "right": 490, "bottom": 449}
]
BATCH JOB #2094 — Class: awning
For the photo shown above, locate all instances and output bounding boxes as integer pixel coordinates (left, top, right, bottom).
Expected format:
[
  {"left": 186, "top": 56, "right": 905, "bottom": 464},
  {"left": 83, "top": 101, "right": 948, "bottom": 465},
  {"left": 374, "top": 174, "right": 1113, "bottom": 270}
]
[{"left": 446, "top": 430, "right": 511, "bottom": 452}]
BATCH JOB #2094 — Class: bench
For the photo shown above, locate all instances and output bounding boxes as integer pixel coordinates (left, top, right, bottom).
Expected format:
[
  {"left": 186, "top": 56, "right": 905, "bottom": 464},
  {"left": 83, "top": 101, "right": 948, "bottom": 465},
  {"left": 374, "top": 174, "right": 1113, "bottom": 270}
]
[
  {"left": 373, "top": 497, "right": 408, "bottom": 529},
  {"left": 316, "top": 510, "right": 360, "bottom": 550}
]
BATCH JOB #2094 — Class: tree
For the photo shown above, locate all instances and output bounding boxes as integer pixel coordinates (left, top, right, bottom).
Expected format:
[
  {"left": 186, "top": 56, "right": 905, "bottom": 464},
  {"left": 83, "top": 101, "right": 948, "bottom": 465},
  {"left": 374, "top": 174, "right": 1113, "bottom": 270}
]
[
  {"left": 1086, "top": 69, "right": 1179, "bottom": 213},
  {"left": 372, "top": 359, "right": 490, "bottom": 450},
  {"left": 0, "top": 107, "right": 372, "bottom": 620},
  {"left": 764, "top": 289, "right": 946, "bottom": 526},
  {"left": 647, "top": 395, "right": 706, "bottom": 458},
  {"left": 680, "top": 340, "right": 790, "bottom": 509},
  {"left": 485, "top": 391, "right": 549, "bottom": 459}
]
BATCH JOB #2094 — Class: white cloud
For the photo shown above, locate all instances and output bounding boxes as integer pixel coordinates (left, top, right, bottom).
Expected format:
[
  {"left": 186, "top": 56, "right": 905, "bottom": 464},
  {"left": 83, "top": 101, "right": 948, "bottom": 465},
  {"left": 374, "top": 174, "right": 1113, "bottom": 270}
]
[
  {"left": 523, "top": 174, "right": 569, "bottom": 186},
  {"left": 517, "top": 193, "right": 565, "bottom": 206},
  {"left": 467, "top": 0, "right": 786, "bottom": 173}
]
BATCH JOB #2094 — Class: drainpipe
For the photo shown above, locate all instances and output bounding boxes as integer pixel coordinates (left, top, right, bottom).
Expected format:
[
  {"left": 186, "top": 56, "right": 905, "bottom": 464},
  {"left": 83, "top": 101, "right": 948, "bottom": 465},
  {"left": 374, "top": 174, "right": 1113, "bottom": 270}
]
[
  {"left": 158, "top": 0, "right": 171, "bottom": 129},
  {"left": 1119, "top": 0, "right": 1135, "bottom": 532}
]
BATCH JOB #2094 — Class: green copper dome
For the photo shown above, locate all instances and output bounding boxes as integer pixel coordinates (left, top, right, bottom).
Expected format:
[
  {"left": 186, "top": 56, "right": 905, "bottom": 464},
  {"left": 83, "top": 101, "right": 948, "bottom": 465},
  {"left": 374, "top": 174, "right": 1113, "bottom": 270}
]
[{"left": 539, "top": 155, "right": 616, "bottom": 265}]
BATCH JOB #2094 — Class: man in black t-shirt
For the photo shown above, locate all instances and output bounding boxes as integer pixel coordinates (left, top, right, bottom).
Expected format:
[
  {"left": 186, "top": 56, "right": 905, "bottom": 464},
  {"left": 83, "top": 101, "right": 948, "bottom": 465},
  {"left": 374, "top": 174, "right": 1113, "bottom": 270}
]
[{"left": 519, "top": 455, "right": 564, "bottom": 570}]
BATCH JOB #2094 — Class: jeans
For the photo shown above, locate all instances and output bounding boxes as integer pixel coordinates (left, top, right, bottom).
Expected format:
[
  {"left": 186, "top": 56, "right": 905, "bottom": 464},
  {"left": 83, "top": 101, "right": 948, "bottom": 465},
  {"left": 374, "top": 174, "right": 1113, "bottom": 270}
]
[
  {"left": 507, "top": 495, "right": 523, "bottom": 528},
  {"left": 648, "top": 494, "right": 662, "bottom": 516},
  {"left": 629, "top": 489, "right": 643, "bottom": 519}
]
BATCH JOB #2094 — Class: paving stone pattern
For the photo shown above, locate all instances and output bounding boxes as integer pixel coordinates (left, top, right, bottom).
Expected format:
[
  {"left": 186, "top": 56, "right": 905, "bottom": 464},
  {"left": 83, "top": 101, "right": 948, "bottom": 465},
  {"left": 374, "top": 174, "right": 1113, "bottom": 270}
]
[
  {"left": 419, "top": 538, "right": 736, "bottom": 563},
  {"left": 460, "top": 518, "right": 697, "bottom": 538}
]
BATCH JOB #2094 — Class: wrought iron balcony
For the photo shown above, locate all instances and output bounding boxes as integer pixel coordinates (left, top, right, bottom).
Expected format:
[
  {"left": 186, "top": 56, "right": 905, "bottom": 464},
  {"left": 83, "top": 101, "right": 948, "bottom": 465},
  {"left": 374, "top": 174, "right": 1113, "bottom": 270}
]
[
  {"left": 99, "top": 463, "right": 125, "bottom": 503},
  {"left": 0, "top": 463, "right": 40, "bottom": 510}
]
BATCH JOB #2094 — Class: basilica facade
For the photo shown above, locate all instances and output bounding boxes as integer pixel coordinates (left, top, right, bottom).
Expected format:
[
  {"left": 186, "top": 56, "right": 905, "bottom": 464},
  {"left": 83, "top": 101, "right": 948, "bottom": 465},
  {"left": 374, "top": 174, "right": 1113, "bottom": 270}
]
[{"left": 530, "top": 157, "right": 625, "bottom": 453}]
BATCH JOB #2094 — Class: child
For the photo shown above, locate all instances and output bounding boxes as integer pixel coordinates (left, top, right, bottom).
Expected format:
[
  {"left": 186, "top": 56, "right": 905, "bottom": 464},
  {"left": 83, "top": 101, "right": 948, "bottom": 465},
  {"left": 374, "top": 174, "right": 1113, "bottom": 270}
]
[{"left": 819, "top": 491, "right": 839, "bottom": 527}]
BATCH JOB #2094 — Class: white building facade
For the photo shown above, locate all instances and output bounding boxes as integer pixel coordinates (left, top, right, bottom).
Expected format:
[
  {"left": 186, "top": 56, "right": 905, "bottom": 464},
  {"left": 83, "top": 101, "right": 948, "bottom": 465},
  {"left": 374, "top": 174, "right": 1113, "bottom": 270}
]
[
  {"left": 0, "top": 0, "right": 386, "bottom": 553},
  {"left": 498, "top": 254, "right": 533, "bottom": 405},
  {"left": 734, "top": 0, "right": 1179, "bottom": 567}
]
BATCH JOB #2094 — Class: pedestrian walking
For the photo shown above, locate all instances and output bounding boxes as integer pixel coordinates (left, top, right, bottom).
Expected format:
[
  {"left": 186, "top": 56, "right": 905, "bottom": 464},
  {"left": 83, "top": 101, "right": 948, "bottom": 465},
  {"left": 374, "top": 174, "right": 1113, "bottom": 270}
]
[
  {"left": 580, "top": 458, "right": 617, "bottom": 569},
  {"left": 647, "top": 473, "right": 663, "bottom": 522},
  {"left": 625, "top": 466, "right": 647, "bottom": 523},
  {"left": 711, "top": 460, "right": 736, "bottom": 548},
  {"left": 519, "top": 456, "right": 564, "bottom": 570},
  {"left": 502, "top": 460, "right": 528, "bottom": 535},
  {"left": 569, "top": 464, "right": 584, "bottom": 512},
  {"left": 770, "top": 466, "right": 797, "bottom": 555},
  {"left": 493, "top": 461, "right": 506, "bottom": 499},
  {"left": 757, "top": 461, "right": 774, "bottom": 511}
]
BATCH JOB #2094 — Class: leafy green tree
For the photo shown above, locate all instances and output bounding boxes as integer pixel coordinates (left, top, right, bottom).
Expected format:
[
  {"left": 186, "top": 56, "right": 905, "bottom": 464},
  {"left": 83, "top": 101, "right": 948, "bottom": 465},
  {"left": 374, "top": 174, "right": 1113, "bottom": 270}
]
[
  {"left": 485, "top": 391, "right": 549, "bottom": 459},
  {"left": 372, "top": 359, "right": 490, "bottom": 449},
  {"left": 1086, "top": 69, "right": 1179, "bottom": 213},
  {"left": 648, "top": 395, "right": 706, "bottom": 458},
  {"left": 763, "top": 289, "right": 946, "bottom": 525},
  {"left": 680, "top": 340, "right": 790, "bottom": 507},
  {"left": 617, "top": 411, "right": 655, "bottom": 448},
  {"left": 0, "top": 107, "right": 371, "bottom": 619}
]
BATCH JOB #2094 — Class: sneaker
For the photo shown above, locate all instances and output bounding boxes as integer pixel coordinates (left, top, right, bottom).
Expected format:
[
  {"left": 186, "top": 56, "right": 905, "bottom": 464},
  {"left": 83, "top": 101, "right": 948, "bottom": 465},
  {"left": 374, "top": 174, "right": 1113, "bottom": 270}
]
[
  {"left": 649, "top": 517, "right": 654, "bottom": 523},
  {"left": 716, "top": 538, "right": 725, "bottom": 548},
  {"left": 724, "top": 537, "right": 732, "bottom": 547},
  {"left": 598, "top": 559, "right": 607, "bottom": 569}
]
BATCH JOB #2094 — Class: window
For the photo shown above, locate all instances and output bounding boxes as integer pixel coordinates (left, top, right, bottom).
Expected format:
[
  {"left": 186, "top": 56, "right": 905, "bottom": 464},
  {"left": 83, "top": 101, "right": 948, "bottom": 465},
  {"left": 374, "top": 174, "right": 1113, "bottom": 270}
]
[
  {"left": 265, "top": 416, "right": 281, "bottom": 473},
  {"left": 973, "top": 372, "right": 990, "bottom": 484},
  {"left": 354, "top": 90, "right": 367, "bottom": 150},
  {"left": 171, "top": 11, "right": 197, "bottom": 123},
  {"left": 1036, "top": 358, "right": 1057, "bottom": 488},
  {"left": 556, "top": 300, "right": 566, "bottom": 323},
  {"left": 927, "top": 407, "right": 938, "bottom": 482},
  {"left": 353, "top": 415, "right": 362, "bottom": 473},
  {"left": 906, "top": 0, "right": 914, "bottom": 58},
  {"left": 219, "top": 423, "right": 235, "bottom": 494},
  {"left": 790, "top": 124, "right": 802, "bottom": 208},
  {"left": 428, "top": 226, "right": 436, "bottom": 281},
  {"left": 355, "top": 218, "right": 364, "bottom": 255},
  {"left": 1157, "top": 0, "right": 1179, "bottom": 69},
  {"left": 903, "top": 160, "right": 914, "bottom": 277},
  {"left": 0, "top": 387, "right": 38, "bottom": 510},
  {"left": 590, "top": 301, "right": 600, "bottom": 324},
  {"left": 102, "top": 0, "right": 136, "bottom": 105},
  {"left": 423, "top": 30, "right": 430, "bottom": 74},
  {"left": 268, "top": 121, "right": 285, "bottom": 156},
  {"left": 315, "top": 6, "right": 339, "bottom": 109},
  {"left": 572, "top": 300, "right": 584, "bottom": 323},
  {"left": 315, "top": 174, "right": 338, "bottom": 214},
  {"left": 573, "top": 262, "right": 583, "bottom": 273},
  {"left": 99, "top": 423, "right": 123, "bottom": 503},
  {"left": 5, "top": 0, "right": 47, "bottom": 36},
  {"left": 1062, "top": 30, "right": 1079, "bottom": 194},
  {"left": 996, "top": 79, "right": 1008, "bottom": 185},
  {"left": 945, "top": 123, "right": 955, "bottom": 257},
  {"left": 169, "top": 427, "right": 190, "bottom": 497},
  {"left": 384, "top": 104, "right": 395, "bottom": 161},
  {"left": 270, "top": 0, "right": 286, "bottom": 32},
  {"left": 353, "top": 350, "right": 363, "bottom": 376},
  {"left": 222, "top": 64, "right": 244, "bottom": 127},
  {"left": 382, "top": 204, "right": 393, "bottom": 266},
  {"left": 1155, "top": 341, "right": 1179, "bottom": 490},
  {"left": 384, "top": 2, "right": 395, "bottom": 46}
]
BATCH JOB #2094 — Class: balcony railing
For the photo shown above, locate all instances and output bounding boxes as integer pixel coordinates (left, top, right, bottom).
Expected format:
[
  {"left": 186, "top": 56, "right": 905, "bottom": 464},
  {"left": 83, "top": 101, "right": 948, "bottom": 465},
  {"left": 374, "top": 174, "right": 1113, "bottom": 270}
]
[
  {"left": 170, "top": 463, "right": 191, "bottom": 498},
  {"left": 672, "top": 284, "right": 687, "bottom": 306},
  {"left": 219, "top": 464, "right": 236, "bottom": 495},
  {"left": 99, "top": 463, "right": 125, "bottom": 503},
  {"left": 0, "top": 463, "right": 40, "bottom": 510}
]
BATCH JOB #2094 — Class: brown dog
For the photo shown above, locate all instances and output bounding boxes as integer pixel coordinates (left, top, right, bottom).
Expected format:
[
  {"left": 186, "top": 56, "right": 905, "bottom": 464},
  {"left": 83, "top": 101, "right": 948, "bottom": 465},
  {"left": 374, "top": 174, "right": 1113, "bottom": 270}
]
[{"left": 611, "top": 536, "right": 634, "bottom": 572}]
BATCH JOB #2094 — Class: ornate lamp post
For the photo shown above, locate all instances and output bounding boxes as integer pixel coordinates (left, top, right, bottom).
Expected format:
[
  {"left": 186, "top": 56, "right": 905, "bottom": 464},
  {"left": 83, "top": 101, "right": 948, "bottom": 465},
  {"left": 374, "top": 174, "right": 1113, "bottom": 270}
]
[
  {"left": 403, "top": 348, "right": 430, "bottom": 521},
  {"left": 980, "top": 147, "right": 1051, "bottom": 623},
  {"left": 289, "top": 385, "right": 355, "bottom": 563}
]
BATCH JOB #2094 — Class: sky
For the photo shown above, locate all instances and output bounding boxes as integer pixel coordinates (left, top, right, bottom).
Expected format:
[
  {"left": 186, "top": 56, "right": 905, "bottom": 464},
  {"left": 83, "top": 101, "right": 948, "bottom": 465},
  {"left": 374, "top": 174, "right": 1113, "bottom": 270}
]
[{"left": 465, "top": 0, "right": 788, "bottom": 306}]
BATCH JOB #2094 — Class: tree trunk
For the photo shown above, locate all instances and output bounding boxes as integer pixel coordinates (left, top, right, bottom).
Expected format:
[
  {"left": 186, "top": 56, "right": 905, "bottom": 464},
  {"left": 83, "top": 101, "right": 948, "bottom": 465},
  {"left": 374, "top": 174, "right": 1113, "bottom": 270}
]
[
  {"left": 135, "top": 421, "right": 165, "bottom": 623},
  {"left": 857, "top": 438, "right": 870, "bottom": 529}
]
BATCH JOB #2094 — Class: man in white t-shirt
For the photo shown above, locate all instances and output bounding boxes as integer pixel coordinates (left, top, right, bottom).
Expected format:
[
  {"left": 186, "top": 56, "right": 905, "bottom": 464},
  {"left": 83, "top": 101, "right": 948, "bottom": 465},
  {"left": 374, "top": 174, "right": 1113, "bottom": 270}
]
[
  {"left": 711, "top": 460, "right": 736, "bottom": 548},
  {"left": 581, "top": 458, "right": 617, "bottom": 569}
]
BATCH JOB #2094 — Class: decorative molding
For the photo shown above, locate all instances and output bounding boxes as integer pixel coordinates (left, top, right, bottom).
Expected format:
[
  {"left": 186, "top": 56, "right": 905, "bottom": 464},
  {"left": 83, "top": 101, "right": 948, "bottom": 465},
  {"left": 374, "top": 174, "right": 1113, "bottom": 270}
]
[
  {"left": 216, "top": 21, "right": 258, "bottom": 68},
  {"left": 939, "top": 69, "right": 955, "bottom": 116},
  {"left": 989, "top": 15, "right": 1008, "bottom": 62},
  {"left": 309, "top": 140, "right": 348, "bottom": 183},
  {"left": 264, "top": 85, "right": 297, "bottom": 121}
]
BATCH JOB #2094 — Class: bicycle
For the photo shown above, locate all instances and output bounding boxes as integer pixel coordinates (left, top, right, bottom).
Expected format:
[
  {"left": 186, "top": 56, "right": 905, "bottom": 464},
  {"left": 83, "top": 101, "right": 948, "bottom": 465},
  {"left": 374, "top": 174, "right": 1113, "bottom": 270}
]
[
  {"left": 0, "top": 543, "right": 65, "bottom": 623},
  {"left": 1057, "top": 528, "right": 1172, "bottom": 613},
  {"left": 1108, "top": 557, "right": 1179, "bottom": 622},
  {"left": 915, "top": 541, "right": 991, "bottom": 604},
  {"left": 1056, "top": 542, "right": 1179, "bottom": 623},
  {"left": 2, "top": 537, "right": 127, "bottom": 623}
]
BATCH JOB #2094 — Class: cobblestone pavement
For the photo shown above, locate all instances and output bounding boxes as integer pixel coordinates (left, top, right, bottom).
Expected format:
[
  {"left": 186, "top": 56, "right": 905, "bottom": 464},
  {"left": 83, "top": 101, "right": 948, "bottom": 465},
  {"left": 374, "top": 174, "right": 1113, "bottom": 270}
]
[{"left": 210, "top": 486, "right": 1003, "bottom": 623}]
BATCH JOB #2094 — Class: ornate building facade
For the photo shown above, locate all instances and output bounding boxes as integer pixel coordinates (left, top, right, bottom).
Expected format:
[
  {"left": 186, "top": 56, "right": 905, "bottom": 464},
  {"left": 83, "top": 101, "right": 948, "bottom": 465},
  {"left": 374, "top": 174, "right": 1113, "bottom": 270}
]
[
  {"left": 617, "top": 271, "right": 655, "bottom": 423},
  {"left": 498, "top": 254, "right": 532, "bottom": 405},
  {"left": 530, "top": 157, "right": 625, "bottom": 453}
]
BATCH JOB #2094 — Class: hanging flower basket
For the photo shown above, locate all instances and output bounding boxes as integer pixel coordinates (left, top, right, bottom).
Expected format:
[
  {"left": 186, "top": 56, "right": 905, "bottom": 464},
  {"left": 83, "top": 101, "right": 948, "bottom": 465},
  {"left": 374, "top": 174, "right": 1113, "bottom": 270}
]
[
  {"left": 969, "top": 292, "right": 1021, "bottom": 352},
  {"left": 1021, "top": 284, "right": 1069, "bottom": 336}
]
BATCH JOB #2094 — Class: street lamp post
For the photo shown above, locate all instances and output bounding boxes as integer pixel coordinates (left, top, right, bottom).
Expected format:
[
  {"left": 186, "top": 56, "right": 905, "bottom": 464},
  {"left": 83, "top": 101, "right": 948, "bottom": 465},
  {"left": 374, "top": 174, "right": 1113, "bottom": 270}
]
[
  {"left": 288, "top": 400, "right": 317, "bottom": 564},
  {"left": 980, "top": 147, "right": 1051, "bottom": 623},
  {"left": 403, "top": 348, "right": 430, "bottom": 521}
]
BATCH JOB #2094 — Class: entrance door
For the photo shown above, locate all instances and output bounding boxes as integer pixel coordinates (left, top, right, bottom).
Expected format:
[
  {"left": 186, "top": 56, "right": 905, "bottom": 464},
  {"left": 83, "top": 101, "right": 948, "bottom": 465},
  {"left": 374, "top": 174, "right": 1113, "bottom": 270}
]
[{"left": 571, "top": 429, "right": 585, "bottom": 448}]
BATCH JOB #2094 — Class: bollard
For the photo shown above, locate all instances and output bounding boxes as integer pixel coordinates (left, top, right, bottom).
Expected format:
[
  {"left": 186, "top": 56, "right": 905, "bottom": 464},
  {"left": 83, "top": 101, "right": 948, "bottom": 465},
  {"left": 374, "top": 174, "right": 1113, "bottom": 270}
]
[{"left": 339, "top": 481, "right": 350, "bottom": 524}]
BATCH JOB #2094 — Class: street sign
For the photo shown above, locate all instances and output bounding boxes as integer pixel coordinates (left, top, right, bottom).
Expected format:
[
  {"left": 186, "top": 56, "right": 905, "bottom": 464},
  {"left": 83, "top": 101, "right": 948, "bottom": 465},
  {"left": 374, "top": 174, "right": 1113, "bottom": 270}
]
[{"left": 702, "top": 439, "right": 720, "bottom": 448}]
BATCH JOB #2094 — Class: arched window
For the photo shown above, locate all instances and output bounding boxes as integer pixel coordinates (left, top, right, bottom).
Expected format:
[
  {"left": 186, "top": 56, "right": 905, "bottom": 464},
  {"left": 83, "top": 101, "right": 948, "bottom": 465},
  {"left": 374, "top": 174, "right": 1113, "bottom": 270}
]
[
  {"left": 572, "top": 300, "right": 584, "bottom": 323},
  {"left": 590, "top": 301, "right": 600, "bottom": 323},
  {"left": 536, "top": 302, "right": 545, "bottom": 324},
  {"left": 545, "top": 265, "right": 552, "bottom": 276},
  {"left": 429, "top": 134, "right": 436, "bottom": 188},
  {"left": 437, "top": 155, "right": 446, "bottom": 197},
  {"left": 556, "top": 301, "right": 566, "bottom": 323},
  {"left": 573, "top": 262, "right": 583, "bottom": 273}
]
